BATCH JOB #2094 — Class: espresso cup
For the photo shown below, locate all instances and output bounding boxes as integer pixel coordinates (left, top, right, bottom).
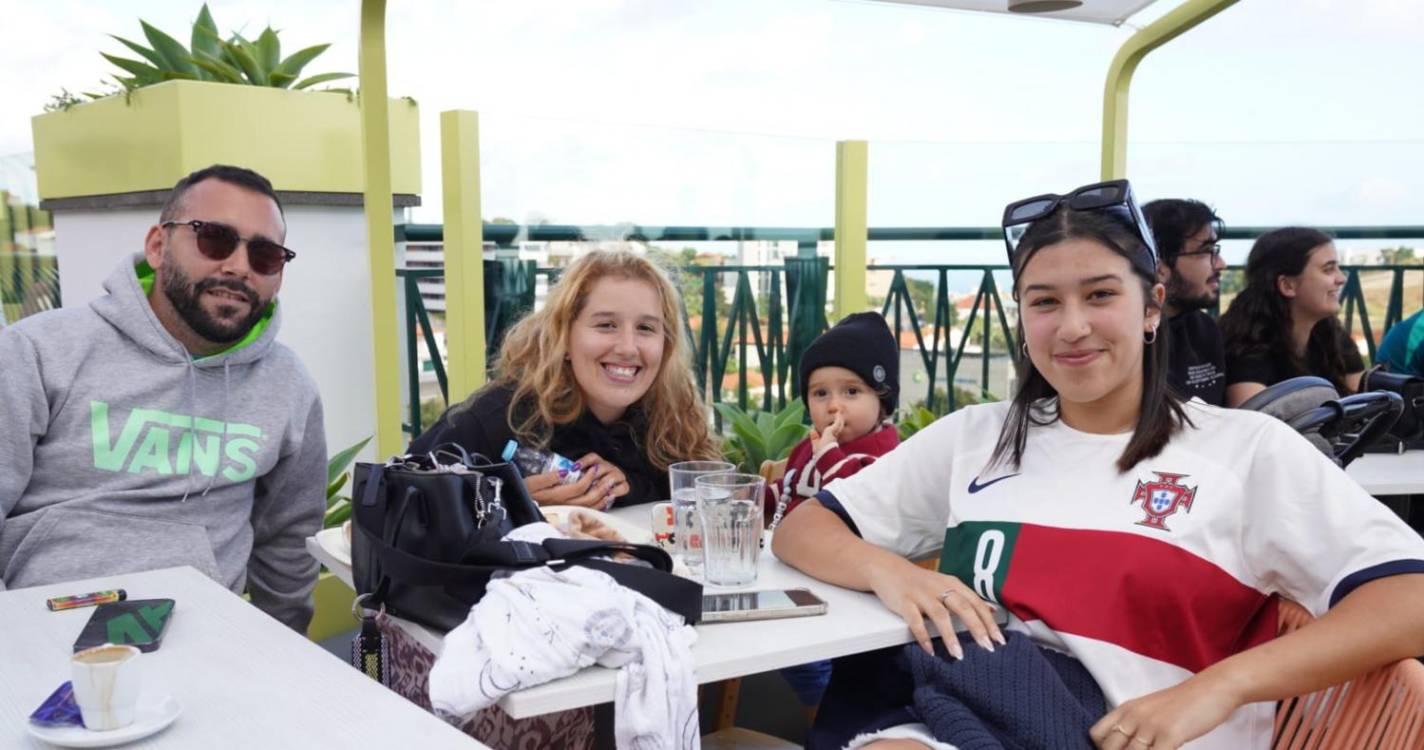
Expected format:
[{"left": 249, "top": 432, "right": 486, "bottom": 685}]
[{"left": 71, "top": 644, "right": 142, "bottom": 731}]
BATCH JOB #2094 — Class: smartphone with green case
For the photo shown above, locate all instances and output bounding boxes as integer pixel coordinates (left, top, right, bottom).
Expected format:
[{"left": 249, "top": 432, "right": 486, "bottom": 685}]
[{"left": 72, "top": 599, "right": 176, "bottom": 653}]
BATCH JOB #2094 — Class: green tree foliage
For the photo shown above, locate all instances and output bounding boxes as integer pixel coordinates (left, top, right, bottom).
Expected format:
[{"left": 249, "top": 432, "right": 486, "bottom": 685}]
[
  {"left": 647, "top": 246, "right": 731, "bottom": 324},
  {"left": 967, "top": 313, "right": 1011, "bottom": 352},
  {"left": 894, "top": 276, "right": 958, "bottom": 327},
  {"left": 1378, "top": 246, "right": 1420, "bottom": 266}
]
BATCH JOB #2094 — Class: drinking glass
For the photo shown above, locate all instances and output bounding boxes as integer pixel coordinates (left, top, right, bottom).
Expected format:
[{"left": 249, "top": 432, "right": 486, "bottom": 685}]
[
  {"left": 668, "top": 461, "right": 734, "bottom": 578},
  {"left": 695, "top": 472, "right": 766, "bottom": 587}
]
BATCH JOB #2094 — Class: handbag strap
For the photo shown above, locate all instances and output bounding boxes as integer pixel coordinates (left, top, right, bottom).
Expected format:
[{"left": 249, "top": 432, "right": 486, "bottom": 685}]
[
  {"left": 566, "top": 558, "right": 703, "bottom": 625},
  {"left": 428, "top": 442, "right": 476, "bottom": 468},
  {"left": 352, "top": 512, "right": 701, "bottom": 623}
]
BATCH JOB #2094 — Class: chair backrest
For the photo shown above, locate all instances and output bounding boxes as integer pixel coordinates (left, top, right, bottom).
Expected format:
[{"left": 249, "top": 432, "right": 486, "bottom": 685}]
[
  {"left": 759, "top": 458, "right": 787, "bottom": 485},
  {"left": 1273, "top": 599, "right": 1424, "bottom": 749}
]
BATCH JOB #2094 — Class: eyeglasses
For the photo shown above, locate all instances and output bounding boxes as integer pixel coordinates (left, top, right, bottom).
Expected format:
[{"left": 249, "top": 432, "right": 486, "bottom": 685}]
[
  {"left": 161, "top": 220, "right": 295, "bottom": 276},
  {"left": 1177, "top": 240, "right": 1222, "bottom": 259},
  {"left": 1001, "top": 179, "right": 1157, "bottom": 275}
]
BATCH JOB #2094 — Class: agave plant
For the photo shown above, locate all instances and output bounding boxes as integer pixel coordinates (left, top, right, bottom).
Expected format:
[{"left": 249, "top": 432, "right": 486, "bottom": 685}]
[
  {"left": 97, "top": 4, "right": 353, "bottom": 95},
  {"left": 323, "top": 436, "right": 371, "bottom": 530},
  {"left": 713, "top": 399, "right": 811, "bottom": 475}
]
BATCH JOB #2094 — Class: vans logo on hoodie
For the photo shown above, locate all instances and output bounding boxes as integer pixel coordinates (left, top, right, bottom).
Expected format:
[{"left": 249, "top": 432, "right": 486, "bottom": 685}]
[{"left": 89, "top": 400, "right": 264, "bottom": 482}]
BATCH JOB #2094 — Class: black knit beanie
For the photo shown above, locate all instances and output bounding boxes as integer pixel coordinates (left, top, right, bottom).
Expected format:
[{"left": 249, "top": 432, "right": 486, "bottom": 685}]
[{"left": 798, "top": 312, "right": 900, "bottom": 415}]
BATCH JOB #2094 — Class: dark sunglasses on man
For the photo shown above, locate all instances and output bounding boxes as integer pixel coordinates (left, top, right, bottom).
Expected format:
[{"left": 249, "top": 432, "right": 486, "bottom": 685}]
[
  {"left": 1001, "top": 179, "right": 1158, "bottom": 275},
  {"left": 161, "top": 219, "right": 296, "bottom": 276}
]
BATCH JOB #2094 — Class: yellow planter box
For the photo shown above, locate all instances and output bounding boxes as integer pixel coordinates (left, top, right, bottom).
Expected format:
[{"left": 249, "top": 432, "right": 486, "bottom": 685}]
[{"left": 32, "top": 80, "right": 420, "bottom": 199}]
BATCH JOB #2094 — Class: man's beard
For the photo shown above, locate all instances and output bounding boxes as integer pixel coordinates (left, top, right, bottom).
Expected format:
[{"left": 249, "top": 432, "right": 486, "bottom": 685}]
[
  {"left": 1166, "top": 271, "right": 1219, "bottom": 313},
  {"left": 162, "top": 261, "right": 267, "bottom": 344}
]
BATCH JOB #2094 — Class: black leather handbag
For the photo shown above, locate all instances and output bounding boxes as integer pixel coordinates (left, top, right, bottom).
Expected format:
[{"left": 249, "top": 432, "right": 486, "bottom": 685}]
[{"left": 350, "top": 446, "right": 702, "bottom": 631}]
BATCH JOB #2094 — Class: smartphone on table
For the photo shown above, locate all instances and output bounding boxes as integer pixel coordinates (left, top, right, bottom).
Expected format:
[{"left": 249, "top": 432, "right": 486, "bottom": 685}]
[
  {"left": 72, "top": 599, "right": 176, "bottom": 653},
  {"left": 701, "top": 588, "right": 827, "bottom": 623}
]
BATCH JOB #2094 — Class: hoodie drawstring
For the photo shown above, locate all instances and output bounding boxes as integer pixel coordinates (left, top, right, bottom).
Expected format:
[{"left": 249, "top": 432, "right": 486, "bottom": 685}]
[
  {"left": 199, "top": 361, "right": 230, "bottom": 498},
  {"left": 179, "top": 360, "right": 198, "bottom": 503},
  {"left": 178, "top": 359, "right": 230, "bottom": 501}
]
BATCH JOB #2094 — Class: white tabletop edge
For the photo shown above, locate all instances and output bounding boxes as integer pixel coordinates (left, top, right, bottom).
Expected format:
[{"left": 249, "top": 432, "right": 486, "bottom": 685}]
[
  {"left": 1346, "top": 451, "right": 1424, "bottom": 495},
  {"left": 0, "top": 566, "right": 484, "bottom": 748}
]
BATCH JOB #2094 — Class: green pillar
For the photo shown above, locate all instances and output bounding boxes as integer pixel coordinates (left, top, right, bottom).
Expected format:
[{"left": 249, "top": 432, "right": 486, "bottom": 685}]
[
  {"left": 359, "top": 0, "right": 403, "bottom": 457},
  {"left": 1101, "top": 0, "right": 1240, "bottom": 179},
  {"left": 440, "top": 110, "right": 486, "bottom": 400},
  {"left": 834, "top": 140, "right": 868, "bottom": 320}
]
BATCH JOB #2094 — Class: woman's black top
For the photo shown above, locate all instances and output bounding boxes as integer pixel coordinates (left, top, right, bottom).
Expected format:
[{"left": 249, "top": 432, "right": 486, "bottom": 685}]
[
  {"left": 408, "top": 383, "right": 668, "bottom": 507},
  {"left": 1226, "top": 340, "right": 1365, "bottom": 390}
]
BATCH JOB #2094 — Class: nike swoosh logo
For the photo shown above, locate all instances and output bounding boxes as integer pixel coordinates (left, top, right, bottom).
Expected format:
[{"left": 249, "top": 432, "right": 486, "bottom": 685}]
[{"left": 968, "top": 474, "right": 1021, "bottom": 494}]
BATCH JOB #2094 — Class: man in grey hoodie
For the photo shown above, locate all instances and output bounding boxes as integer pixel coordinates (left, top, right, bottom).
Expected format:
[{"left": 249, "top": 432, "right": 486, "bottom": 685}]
[{"left": 0, "top": 164, "right": 326, "bottom": 632}]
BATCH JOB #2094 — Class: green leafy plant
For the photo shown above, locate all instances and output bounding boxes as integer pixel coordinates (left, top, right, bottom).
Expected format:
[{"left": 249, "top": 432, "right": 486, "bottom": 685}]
[
  {"left": 323, "top": 436, "right": 371, "bottom": 529},
  {"left": 713, "top": 399, "right": 811, "bottom": 474},
  {"left": 92, "top": 3, "right": 353, "bottom": 96},
  {"left": 896, "top": 405, "right": 940, "bottom": 441},
  {"left": 43, "top": 89, "right": 87, "bottom": 112},
  {"left": 897, "top": 386, "right": 997, "bottom": 439}
]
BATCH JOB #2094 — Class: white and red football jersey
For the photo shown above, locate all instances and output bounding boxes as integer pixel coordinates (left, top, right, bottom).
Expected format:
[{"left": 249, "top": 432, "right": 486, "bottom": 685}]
[{"left": 823, "top": 399, "right": 1424, "bottom": 749}]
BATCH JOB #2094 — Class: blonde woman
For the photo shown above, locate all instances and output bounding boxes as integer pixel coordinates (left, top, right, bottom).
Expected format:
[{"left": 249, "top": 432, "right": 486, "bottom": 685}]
[{"left": 412, "top": 249, "right": 718, "bottom": 508}]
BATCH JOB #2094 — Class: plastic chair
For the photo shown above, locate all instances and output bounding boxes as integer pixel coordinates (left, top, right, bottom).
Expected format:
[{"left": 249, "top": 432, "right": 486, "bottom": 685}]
[{"left": 1273, "top": 599, "right": 1424, "bottom": 748}]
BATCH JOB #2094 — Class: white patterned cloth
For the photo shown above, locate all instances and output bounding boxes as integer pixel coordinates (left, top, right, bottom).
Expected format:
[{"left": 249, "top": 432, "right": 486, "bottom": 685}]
[{"left": 429, "top": 524, "right": 700, "bottom": 749}]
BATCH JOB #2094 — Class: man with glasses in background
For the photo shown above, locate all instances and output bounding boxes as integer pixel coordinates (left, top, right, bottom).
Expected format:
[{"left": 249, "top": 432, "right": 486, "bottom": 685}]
[
  {"left": 0, "top": 165, "right": 326, "bottom": 632},
  {"left": 1143, "top": 198, "right": 1229, "bottom": 406}
]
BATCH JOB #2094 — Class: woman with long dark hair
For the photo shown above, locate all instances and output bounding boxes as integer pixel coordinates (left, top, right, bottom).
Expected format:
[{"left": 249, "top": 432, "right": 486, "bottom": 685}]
[
  {"left": 1219, "top": 227, "right": 1365, "bottom": 406},
  {"left": 772, "top": 181, "right": 1424, "bottom": 750}
]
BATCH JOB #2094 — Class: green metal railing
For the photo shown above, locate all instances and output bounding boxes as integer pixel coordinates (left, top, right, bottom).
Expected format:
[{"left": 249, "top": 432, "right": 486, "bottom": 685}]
[
  {"left": 1, "top": 191, "right": 59, "bottom": 326},
  {"left": 0, "top": 252, "right": 61, "bottom": 325},
  {"left": 396, "top": 223, "right": 1424, "bottom": 436}
]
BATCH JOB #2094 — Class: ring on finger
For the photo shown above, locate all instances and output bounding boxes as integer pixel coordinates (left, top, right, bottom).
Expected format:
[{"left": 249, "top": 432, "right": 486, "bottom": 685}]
[
  {"left": 1133, "top": 738, "right": 1152, "bottom": 747},
  {"left": 1112, "top": 724, "right": 1133, "bottom": 738},
  {"left": 936, "top": 589, "right": 958, "bottom": 605}
]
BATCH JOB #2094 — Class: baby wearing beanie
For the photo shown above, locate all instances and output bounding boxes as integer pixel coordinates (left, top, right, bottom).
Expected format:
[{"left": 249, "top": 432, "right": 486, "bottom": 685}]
[
  {"left": 765, "top": 311, "right": 902, "bottom": 528},
  {"left": 767, "top": 311, "right": 903, "bottom": 720}
]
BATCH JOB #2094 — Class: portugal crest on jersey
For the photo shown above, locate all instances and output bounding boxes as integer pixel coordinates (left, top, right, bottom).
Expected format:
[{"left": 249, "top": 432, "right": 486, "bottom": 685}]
[{"left": 1130, "top": 471, "right": 1197, "bottom": 531}]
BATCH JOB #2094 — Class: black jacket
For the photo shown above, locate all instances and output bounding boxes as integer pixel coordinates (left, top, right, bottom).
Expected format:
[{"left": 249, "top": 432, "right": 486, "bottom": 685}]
[{"left": 408, "top": 383, "right": 667, "bottom": 507}]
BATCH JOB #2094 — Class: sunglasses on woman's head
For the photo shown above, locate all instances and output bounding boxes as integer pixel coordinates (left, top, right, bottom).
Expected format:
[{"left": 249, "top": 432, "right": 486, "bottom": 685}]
[
  {"left": 161, "top": 219, "right": 296, "bottom": 276},
  {"left": 1001, "top": 179, "right": 1158, "bottom": 275}
]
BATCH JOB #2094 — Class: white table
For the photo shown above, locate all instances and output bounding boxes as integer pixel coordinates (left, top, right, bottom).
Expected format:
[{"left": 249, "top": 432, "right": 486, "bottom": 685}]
[
  {"left": 309, "top": 505, "right": 924, "bottom": 720},
  {"left": 0, "top": 566, "right": 484, "bottom": 748},
  {"left": 1346, "top": 451, "right": 1424, "bottom": 496}
]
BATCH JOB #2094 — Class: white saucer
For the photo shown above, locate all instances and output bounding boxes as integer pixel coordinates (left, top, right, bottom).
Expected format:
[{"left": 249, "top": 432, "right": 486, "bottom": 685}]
[{"left": 28, "top": 694, "right": 181, "bottom": 748}]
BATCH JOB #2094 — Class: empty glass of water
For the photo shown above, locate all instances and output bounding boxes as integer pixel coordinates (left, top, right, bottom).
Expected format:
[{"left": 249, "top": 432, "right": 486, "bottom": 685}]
[
  {"left": 695, "top": 472, "right": 766, "bottom": 587},
  {"left": 669, "top": 460, "right": 734, "bottom": 578}
]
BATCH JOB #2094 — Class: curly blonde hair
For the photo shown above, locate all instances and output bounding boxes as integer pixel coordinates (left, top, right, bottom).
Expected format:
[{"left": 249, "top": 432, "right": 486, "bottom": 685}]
[{"left": 466, "top": 249, "right": 719, "bottom": 470}]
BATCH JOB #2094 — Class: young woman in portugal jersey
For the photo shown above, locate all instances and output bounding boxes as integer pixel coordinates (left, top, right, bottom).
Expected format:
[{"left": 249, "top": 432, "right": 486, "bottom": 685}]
[{"left": 772, "top": 180, "right": 1424, "bottom": 750}]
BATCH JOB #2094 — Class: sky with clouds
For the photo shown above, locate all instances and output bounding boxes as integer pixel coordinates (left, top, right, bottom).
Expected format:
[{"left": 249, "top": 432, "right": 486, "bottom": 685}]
[{"left": 2, "top": 0, "right": 1420, "bottom": 264}]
